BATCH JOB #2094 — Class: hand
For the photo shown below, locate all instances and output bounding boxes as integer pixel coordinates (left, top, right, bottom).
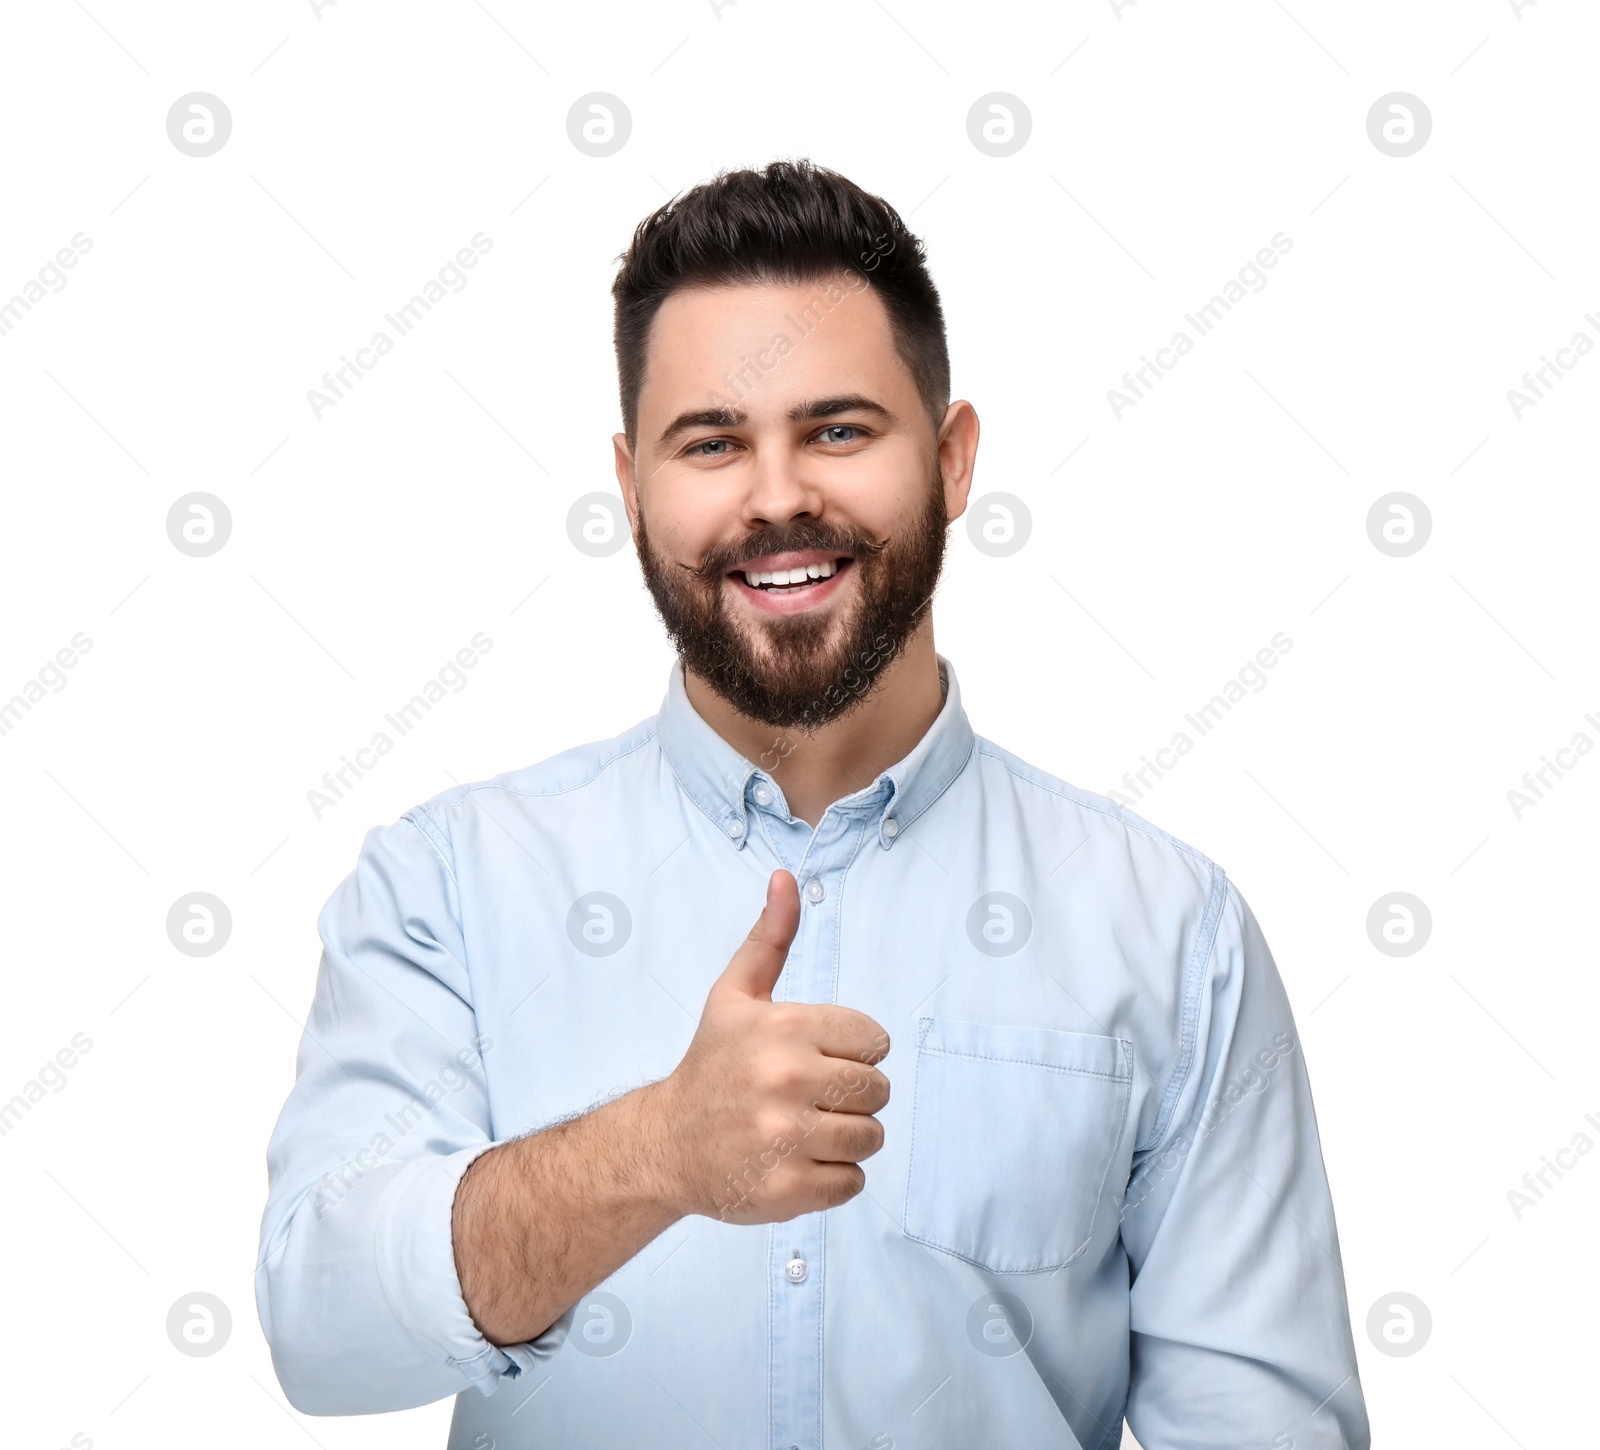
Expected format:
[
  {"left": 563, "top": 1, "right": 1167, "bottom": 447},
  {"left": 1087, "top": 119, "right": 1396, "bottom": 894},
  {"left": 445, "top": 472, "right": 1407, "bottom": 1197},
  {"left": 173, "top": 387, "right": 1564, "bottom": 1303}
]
[{"left": 654, "top": 869, "right": 891, "bottom": 1223}]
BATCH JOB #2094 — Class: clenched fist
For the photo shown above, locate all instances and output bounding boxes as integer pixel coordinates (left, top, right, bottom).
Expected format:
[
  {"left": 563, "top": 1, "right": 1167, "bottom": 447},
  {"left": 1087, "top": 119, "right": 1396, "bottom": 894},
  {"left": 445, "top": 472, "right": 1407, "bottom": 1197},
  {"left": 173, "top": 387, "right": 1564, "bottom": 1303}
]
[{"left": 656, "top": 869, "right": 892, "bottom": 1223}]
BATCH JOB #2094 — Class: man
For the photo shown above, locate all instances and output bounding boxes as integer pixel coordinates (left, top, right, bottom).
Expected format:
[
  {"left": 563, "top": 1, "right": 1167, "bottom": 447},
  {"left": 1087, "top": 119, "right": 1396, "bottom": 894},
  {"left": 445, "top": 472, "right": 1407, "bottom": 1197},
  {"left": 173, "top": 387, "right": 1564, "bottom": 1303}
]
[{"left": 257, "top": 158, "right": 1370, "bottom": 1449}]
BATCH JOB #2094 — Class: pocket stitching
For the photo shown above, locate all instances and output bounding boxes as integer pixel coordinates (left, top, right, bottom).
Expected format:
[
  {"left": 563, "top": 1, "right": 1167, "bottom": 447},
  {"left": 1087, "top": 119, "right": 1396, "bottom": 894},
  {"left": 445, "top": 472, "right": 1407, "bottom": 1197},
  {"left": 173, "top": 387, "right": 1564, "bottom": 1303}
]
[
  {"left": 902, "top": 1025, "right": 1134, "bottom": 1273},
  {"left": 920, "top": 1043, "right": 1131, "bottom": 1082},
  {"left": 917, "top": 1016, "right": 1133, "bottom": 1079}
]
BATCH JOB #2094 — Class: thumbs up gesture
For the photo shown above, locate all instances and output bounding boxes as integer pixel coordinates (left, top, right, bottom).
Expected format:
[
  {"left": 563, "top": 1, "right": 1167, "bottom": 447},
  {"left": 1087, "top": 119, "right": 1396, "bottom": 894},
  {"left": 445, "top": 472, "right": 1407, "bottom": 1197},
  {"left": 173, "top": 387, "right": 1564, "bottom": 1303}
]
[{"left": 657, "top": 870, "right": 892, "bottom": 1223}]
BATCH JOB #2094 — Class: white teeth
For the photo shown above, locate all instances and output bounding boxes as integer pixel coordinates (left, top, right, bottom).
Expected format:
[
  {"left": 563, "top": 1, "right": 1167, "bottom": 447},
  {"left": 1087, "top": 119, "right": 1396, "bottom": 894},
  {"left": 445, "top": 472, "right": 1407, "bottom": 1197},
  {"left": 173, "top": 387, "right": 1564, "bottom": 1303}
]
[{"left": 742, "top": 558, "right": 842, "bottom": 589}]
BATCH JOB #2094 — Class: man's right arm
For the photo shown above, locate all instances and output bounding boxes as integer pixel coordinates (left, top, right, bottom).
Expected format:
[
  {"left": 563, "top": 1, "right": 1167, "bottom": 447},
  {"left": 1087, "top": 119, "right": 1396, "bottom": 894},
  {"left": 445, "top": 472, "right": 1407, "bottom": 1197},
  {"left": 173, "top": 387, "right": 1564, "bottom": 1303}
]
[
  {"left": 258, "top": 812, "right": 888, "bottom": 1415},
  {"left": 451, "top": 1079, "right": 687, "bottom": 1346}
]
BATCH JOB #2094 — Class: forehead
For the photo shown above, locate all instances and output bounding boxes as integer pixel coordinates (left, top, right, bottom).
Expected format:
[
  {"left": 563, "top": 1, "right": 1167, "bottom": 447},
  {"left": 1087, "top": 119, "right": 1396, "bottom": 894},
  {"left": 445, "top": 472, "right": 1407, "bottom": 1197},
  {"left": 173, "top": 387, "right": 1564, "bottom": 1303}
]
[{"left": 638, "top": 276, "right": 908, "bottom": 420}]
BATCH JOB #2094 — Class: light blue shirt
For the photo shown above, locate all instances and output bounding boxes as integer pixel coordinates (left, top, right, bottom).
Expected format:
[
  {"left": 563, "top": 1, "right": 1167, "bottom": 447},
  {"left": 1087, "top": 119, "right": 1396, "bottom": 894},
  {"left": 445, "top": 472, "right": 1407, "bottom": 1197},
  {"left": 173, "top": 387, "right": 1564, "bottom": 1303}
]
[{"left": 257, "top": 653, "right": 1370, "bottom": 1449}]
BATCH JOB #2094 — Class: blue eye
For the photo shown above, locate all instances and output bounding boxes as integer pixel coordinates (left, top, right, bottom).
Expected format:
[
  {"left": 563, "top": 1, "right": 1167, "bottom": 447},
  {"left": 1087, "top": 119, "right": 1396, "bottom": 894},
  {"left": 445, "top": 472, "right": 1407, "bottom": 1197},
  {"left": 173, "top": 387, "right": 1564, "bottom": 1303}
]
[
  {"left": 819, "top": 425, "right": 859, "bottom": 443},
  {"left": 688, "top": 438, "right": 732, "bottom": 457}
]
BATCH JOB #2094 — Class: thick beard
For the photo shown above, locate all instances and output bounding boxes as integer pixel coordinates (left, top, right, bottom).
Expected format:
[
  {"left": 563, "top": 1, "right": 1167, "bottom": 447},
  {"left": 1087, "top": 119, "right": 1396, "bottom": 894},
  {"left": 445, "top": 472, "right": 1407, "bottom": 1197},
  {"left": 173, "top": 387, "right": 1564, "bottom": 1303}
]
[{"left": 634, "top": 462, "right": 949, "bottom": 733}]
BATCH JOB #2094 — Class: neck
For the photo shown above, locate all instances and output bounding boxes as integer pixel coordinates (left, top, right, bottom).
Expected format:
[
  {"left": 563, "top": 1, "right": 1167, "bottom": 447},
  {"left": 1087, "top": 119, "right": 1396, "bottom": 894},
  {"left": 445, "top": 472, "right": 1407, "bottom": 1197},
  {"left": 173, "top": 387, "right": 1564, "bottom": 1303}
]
[{"left": 683, "top": 622, "right": 945, "bottom": 829}]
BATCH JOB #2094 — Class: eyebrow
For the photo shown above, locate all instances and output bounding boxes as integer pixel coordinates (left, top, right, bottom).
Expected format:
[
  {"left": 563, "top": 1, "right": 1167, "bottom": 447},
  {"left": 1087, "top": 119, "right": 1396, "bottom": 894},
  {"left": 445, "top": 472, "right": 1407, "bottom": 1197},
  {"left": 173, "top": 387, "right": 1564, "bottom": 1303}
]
[
  {"left": 653, "top": 393, "right": 895, "bottom": 452},
  {"left": 654, "top": 407, "right": 742, "bottom": 453},
  {"left": 791, "top": 394, "right": 897, "bottom": 429}
]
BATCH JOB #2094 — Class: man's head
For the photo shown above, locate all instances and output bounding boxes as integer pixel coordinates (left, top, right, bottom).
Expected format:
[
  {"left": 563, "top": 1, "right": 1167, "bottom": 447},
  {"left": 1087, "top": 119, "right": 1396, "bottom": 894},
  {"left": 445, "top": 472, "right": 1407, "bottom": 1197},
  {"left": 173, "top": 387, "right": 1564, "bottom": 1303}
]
[{"left": 610, "top": 159, "right": 977, "bottom": 734}]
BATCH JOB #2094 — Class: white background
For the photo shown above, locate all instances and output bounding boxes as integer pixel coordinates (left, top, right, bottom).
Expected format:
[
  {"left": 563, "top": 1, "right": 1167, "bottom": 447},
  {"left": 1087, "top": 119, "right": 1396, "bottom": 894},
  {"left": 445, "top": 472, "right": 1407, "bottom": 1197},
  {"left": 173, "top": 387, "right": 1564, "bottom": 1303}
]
[{"left": 1, "top": 0, "right": 1594, "bottom": 1445}]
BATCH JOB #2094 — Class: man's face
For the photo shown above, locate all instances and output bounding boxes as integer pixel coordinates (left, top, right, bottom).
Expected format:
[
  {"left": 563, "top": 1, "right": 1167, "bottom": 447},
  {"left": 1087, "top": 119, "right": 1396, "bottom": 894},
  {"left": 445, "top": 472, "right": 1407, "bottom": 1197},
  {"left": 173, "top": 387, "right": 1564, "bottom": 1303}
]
[{"left": 617, "top": 274, "right": 961, "bottom": 734}]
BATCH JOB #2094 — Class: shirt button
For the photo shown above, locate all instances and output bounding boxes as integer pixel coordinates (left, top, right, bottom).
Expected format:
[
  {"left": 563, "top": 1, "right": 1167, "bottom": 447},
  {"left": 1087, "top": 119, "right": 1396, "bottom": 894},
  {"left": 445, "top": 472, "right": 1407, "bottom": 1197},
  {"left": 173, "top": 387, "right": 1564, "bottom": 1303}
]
[
  {"left": 753, "top": 783, "right": 772, "bottom": 805},
  {"left": 727, "top": 818, "right": 745, "bottom": 838},
  {"left": 784, "top": 1254, "right": 808, "bottom": 1284},
  {"left": 804, "top": 877, "right": 825, "bottom": 904},
  {"left": 882, "top": 817, "right": 899, "bottom": 839}
]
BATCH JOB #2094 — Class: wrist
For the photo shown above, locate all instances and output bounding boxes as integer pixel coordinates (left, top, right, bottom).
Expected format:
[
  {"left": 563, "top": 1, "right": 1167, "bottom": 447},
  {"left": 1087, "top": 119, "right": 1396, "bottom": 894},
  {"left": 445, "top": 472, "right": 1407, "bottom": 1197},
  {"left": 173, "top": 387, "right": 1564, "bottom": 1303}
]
[{"left": 631, "top": 1075, "right": 692, "bottom": 1221}]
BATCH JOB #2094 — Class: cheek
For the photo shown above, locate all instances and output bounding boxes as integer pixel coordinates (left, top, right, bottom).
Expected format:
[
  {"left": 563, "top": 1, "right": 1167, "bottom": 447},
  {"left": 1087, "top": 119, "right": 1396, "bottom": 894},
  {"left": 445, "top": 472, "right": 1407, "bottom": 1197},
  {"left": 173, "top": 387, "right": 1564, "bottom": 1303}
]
[
  {"left": 860, "top": 444, "right": 937, "bottom": 515},
  {"left": 640, "top": 491, "right": 717, "bottom": 564}
]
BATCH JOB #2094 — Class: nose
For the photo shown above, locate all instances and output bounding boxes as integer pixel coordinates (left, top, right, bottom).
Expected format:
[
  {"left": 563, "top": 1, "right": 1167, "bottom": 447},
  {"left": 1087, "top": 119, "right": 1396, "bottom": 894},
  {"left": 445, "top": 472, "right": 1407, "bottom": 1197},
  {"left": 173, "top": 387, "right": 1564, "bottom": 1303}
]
[{"left": 737, "top": 437, "right": 828, "bottom": 532}]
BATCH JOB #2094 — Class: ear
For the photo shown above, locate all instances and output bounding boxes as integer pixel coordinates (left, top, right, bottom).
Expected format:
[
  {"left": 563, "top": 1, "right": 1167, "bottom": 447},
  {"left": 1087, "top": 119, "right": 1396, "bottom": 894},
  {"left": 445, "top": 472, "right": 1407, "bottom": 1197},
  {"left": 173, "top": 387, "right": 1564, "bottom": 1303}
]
[
  {"left": 935, "top": 400, "right": 980, "bottom": 525},
  {"left": 613, "top": 432, "right": 639, "bottom": 532}
]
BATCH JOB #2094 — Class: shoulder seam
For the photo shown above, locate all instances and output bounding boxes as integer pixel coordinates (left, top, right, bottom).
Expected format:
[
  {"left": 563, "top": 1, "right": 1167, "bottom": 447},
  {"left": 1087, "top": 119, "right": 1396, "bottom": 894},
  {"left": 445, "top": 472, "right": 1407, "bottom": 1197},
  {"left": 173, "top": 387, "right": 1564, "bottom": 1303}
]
[
  {"left": 1138, "top": 863, "right": 1231, "bottom": 1155},
  {"left": 401, "top": 804, "right": 459, "bottom": 895}
]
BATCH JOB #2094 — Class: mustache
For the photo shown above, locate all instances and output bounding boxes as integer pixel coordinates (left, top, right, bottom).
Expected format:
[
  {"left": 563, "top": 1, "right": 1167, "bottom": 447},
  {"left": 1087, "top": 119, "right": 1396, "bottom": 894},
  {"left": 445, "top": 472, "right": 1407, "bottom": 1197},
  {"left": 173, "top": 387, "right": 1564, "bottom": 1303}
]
[{"left": 686, "top": 527, "right": 890, "bottom": 586}]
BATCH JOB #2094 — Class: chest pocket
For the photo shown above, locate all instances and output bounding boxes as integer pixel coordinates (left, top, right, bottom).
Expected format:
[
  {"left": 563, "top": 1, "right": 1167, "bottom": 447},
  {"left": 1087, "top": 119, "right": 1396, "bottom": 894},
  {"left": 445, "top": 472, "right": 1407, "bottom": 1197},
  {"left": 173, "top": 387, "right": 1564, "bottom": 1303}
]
[{"left": 902, "top": 1016, "right": 1133, "bottom": 1273}]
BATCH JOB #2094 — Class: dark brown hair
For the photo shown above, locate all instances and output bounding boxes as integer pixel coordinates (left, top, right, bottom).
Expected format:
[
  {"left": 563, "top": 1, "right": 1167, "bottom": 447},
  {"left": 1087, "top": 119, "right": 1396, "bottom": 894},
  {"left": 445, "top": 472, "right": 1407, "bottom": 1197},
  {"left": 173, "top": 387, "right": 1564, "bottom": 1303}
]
[{"left": 611, "top": 158, "right": 950, "bottom": 453}]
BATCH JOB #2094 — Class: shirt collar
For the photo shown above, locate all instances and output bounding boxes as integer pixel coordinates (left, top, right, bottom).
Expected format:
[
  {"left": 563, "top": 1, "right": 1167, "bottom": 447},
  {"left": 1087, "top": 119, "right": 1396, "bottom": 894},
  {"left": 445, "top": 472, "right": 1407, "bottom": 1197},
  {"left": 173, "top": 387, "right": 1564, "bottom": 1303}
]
[{"left": 654, "top": 652, "right": 976, "bottom": 851}]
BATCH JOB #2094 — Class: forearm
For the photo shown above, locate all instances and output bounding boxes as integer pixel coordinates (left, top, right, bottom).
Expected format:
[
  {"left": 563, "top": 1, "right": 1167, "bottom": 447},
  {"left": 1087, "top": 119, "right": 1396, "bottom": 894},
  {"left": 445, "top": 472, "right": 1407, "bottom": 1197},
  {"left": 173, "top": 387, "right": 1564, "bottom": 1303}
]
[{"left": 452, "top": 1076, "right": 687, "bottom": 1346}]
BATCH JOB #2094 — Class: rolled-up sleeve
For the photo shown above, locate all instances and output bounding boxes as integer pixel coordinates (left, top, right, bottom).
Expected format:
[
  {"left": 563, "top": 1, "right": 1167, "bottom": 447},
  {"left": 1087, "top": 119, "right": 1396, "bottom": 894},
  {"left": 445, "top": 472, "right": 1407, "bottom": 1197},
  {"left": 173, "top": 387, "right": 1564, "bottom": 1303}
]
[
  {"left": 254, "top": 806, "right": 561, "bottom": 1415},
  {"left": 1119, "top": 876, "right": 1371, "bottom": 1449}
]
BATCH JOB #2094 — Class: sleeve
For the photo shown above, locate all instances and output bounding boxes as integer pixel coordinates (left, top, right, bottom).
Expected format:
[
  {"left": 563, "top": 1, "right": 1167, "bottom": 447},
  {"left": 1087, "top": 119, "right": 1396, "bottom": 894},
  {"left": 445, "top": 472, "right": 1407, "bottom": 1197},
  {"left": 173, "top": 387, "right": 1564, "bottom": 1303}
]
[
  {"left": 1118, "top": 875, "right": 1371, "bottom": 1450},
  {"left": 253, "top": 807, "right": 566, "bottom": 1415}
]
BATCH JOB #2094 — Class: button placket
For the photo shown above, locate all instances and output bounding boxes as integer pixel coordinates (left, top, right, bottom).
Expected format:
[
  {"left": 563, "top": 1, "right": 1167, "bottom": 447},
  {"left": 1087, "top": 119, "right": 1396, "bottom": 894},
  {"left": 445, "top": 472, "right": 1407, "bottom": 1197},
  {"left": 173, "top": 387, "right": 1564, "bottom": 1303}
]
[
  {"left": 768, "top": 813, "right": 860, "bottom": 1450},
  {"left": 770, "top": 1212, "right": 823, "bottom": 1447}
]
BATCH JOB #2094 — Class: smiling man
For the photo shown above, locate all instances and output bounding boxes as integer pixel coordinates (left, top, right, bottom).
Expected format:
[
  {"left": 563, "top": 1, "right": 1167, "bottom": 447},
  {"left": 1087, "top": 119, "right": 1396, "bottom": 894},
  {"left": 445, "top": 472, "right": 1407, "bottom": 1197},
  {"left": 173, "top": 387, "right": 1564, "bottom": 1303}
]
[{"left": 257, "top": 159, "right": 1370, "bottom": 1450}]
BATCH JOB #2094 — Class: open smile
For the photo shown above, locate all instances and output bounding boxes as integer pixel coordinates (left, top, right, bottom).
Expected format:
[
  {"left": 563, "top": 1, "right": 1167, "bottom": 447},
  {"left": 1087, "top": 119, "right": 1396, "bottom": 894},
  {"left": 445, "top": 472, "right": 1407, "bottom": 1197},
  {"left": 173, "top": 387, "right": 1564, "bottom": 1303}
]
[{"left": 727, "top": 555, "right": 855, "bottom": 614}]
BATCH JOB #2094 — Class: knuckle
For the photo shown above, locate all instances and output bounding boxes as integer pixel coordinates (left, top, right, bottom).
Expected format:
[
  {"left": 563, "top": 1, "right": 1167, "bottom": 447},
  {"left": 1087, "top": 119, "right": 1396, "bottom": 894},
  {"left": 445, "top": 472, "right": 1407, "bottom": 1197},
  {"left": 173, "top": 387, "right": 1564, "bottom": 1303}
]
[
  {"left": 829, "top": 1166, "right": 865, "bottom": 1206},
  {"left": 852, "top": 1117, "right": 885, "bottom": 1157},
  {"left": 765, "top": 1055, "right": 808, "bottom": 1097},
  {"left": 768, "top": 1003, "right": 806, "bottom": 1041},
  {"left": 755, "top": 1108, "right": 796, "bottom": 1146},
  {"left": 814, "top": 1075, "right": 848, "bottom": 1110}
]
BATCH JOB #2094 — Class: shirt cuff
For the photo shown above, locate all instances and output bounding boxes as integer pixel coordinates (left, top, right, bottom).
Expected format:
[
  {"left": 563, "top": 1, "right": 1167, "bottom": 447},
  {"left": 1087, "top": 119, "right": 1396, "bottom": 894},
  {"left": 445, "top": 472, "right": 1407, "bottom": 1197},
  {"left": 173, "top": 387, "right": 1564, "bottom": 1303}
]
[{"left": 372, "top": 1142, "right": 566, "bottom": 1396}]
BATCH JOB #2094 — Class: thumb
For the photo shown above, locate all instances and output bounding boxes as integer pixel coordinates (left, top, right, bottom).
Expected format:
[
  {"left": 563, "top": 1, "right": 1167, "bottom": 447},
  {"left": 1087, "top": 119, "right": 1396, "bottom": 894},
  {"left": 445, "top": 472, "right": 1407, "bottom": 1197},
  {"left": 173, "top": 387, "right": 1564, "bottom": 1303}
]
[{"left": 715, "top": 869, "right": 800, "bottom": 1003}]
